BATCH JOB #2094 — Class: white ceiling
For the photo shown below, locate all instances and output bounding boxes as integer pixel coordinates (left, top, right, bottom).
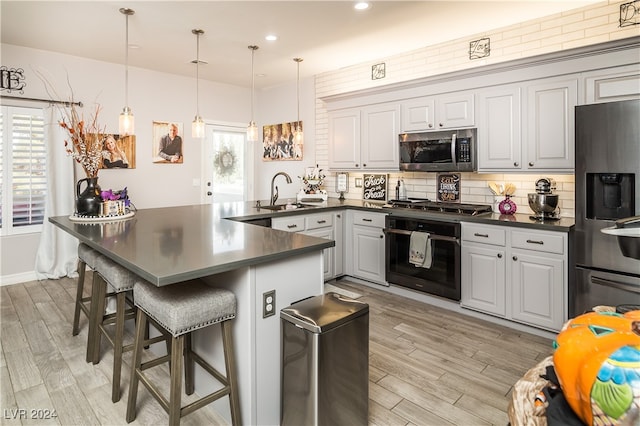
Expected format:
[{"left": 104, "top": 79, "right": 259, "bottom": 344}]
[{"left": 2, "top": 1, "right": 601, "bottom": 89}]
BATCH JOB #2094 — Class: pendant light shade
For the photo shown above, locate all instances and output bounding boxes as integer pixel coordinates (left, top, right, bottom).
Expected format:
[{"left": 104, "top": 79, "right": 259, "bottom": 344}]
[
  {"left": 293, "top": 57, "right": 304, "bottom": 144},
  {"left": 192, "top": 29, "right": 205, "bottom": 139},
  {"left": 119, "top": 8, "right": 135, "bottom": 136},
  {"left": 247, "top": 45, "right": 259, "bottom": 142}
]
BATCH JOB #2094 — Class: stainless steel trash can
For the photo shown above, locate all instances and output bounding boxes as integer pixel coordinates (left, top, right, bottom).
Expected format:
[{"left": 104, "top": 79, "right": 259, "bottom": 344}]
[{"left": 280, "top": 292, "right": 369, "bottom": 426}]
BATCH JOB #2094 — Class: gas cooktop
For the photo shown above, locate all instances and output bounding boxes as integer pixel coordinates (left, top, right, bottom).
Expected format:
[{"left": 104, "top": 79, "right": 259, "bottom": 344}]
[{"left": 385, "top": 198, "right": 493, "bottom": 216}]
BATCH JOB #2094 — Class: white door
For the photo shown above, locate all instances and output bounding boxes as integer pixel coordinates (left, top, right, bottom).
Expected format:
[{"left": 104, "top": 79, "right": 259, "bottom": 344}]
[{"left": 203, "top": 123, "right": 254, "bottom": 203}]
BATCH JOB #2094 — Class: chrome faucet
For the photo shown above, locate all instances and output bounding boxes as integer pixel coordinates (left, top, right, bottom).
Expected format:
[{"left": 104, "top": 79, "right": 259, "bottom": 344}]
[{"left": 270, "top": 172, "right": 293, "bottom": 205}]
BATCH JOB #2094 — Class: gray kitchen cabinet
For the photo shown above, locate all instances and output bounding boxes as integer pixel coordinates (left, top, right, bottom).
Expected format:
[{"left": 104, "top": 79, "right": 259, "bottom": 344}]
[
  {"left": 461, "top": 224, "right": 507, "bottom": 317},
  {"left": 583, "top": 63, "right": 640, "bottom": 104},
  {"left": 400, "top": 92, "right": 474, "bottom": 132},
  {"left": 272, "top": 212, "right": 338, "bottom": 280},
  {"left": 525, "top": 76, "right": 577, "bottom": 171},
  {"left": 347, "top": 210, "right": 386, "bottom": 285},
  {"left": 328, "top": 103, "right": 399, "bottom": 171},
  {"left": 476, "top": 85, "right": 522, "bottom": 171},
  {"left": 477, "top": 76, "right": 577, "bottom": 172},
  {"left": 461, "top": 222, "right": 568, "bottom": 332}
]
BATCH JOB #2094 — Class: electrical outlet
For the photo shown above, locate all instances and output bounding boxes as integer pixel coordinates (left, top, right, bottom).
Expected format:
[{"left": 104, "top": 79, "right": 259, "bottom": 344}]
[{"left": 263, "top": 290, "right": 276, "bottom": 318}]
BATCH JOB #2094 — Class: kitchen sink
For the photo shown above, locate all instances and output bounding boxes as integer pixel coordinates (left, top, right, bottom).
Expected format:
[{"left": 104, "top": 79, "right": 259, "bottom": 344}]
[{"left": 258, "top": 203, "right": 317, "bottom": 211}]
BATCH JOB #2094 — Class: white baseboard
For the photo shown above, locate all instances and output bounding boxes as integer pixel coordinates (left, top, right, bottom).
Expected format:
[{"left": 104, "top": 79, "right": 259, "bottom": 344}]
[{"left": 1, "top": 271, "right": 38, "bottom": 287}]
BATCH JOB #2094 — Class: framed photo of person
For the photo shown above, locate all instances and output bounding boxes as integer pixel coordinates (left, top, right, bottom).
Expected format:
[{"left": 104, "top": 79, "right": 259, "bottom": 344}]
[
  {"left": 152, "top": 121, "right": 184, "bottom": 164},
  {"left": 262, "top": 121, "right": 303, "bottom": 161},
  {"left": 100, "top": 133, "right": 136, "bottom": 169}
]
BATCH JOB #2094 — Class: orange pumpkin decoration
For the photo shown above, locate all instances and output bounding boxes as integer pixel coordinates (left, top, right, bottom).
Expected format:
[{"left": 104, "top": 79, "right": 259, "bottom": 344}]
[{"left": 553, "top": 310, "right": 640, "bottom": 425}]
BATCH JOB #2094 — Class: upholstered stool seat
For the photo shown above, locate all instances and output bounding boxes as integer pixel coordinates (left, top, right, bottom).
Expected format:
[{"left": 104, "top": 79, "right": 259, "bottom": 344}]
[
  {"left": 126, "top": 279, "right": 241, "bottom": 426},
  {"left": 72, "top": 243, "right": 103, "bottom": 336}
]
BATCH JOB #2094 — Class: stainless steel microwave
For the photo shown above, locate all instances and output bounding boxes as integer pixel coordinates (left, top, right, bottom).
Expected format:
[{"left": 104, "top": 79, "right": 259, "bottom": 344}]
[{"left": 399, "top": 128, "right": 477, "bottom": 172}]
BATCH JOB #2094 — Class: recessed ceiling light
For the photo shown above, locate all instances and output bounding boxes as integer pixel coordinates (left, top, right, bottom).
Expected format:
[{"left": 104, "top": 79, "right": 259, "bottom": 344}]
[
  {"left": 265, "top": 34, "right": 277, "bottom": 41},
  {"left": 354, "top": 2, "right": 369, "bottom": 10}
]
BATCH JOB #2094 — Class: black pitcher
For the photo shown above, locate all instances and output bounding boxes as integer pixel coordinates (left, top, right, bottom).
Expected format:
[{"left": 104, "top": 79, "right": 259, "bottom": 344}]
[{"left": 76, "top": 177, "right": 102, "bottom": 216}]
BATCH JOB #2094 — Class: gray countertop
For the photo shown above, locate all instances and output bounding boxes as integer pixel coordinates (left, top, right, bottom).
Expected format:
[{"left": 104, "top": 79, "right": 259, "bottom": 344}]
[
  {"left": 50, "top": 204, "right": 335, "bottom": 286},
  {"left": 228, "top": 198, "right": 575, "bottom": 232},
  {"left": 50, "top": 199, "right": 573, "bottom": 286}
]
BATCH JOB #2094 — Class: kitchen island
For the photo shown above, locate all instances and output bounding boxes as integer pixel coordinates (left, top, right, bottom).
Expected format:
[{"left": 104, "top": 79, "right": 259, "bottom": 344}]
[{"left": 50, "top": 204, "right": 334, "bottom": 426}]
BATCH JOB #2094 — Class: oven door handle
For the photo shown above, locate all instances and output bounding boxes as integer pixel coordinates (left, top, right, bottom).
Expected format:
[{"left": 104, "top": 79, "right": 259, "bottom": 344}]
[
  {"left": 383, "top": 228, "right": 460, "bottom": 244},
  {"left": 591, "top": 276, "right": 640, "bottom": 294}
]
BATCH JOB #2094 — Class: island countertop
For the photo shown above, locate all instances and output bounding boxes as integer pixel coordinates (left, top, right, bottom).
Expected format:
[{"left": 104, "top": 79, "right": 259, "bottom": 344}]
[{"left": 49, "top": 204, "right": 334, "bottom": 286}]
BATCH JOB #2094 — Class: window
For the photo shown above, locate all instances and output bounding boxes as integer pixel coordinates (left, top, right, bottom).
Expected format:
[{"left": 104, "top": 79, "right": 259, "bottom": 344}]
[{"left": 0, "top": 106, "right": 47, "bottom": 235}]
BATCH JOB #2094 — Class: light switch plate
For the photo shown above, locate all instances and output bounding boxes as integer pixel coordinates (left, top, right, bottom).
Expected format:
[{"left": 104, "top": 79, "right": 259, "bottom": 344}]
[{"left": 355, "top": 178, "right": 363, "bottom": 188}]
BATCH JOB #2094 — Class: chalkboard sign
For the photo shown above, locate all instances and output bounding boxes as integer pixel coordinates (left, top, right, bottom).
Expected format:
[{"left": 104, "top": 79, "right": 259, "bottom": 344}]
[
  {"left": 362, "top": 174, "right": 388, "bottom": 202},
  {"left": 437, "top": 173, "right": 461, "bottom": 202}
]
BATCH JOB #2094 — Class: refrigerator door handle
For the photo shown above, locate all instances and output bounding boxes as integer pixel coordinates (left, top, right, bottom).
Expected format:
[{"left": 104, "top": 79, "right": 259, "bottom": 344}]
[{"left": 591, "top": 275, "right": 640, "bottom": 294}]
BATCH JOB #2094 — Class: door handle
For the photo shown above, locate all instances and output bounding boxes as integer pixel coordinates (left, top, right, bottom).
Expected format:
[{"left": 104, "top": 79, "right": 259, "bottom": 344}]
[{"left": 207, "top": 191, "right": 212, "bottom": 196}]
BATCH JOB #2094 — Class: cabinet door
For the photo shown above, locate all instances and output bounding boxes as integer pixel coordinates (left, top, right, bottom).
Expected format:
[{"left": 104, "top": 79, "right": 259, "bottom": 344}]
[
  {"left": 526, "top": 78, "right": 577, "bottom": 170},
  {"left": 511, "top": 250, "right": 564, "bottom": 331},
  {"left": 436, "top": 92, "right": 475, "bottom": 129},
  {"left": 477, "top": 86, "right": 522, "bottom": 171},
  {"left": 461, "top": 244, "right": 506, "bottom": 317},
  {"left": 303, "top": 227, "right": 334, "bottom": 280},
  {"left": 401, "top": 97, "right": 435, "bottom": 132},
  {"left": 361, "top": 103, "right": 400, "bottom": 170},
  {"left": 352, "top": 225, "right": 386, "bottom": 284},
  {"left": 328, "top": 108, "right": 361, "bottom": 170},
  {"left": 584, "top": 64, "right": 640, "bottom": 103},
  {"left": 333, "top": 211, "right": 345, "bottom": 277}
]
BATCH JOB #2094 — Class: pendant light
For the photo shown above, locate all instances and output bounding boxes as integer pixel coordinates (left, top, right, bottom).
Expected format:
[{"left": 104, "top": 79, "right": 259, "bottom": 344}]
[
  {"left": 118, "top": 8, "right": 135, "bottom": 136},
  {"left": 247, "top": 45, "right": 259, "bottom": 142},
  {"left": 293, "top": 57, "right": 304, "bottom": 144},
  {"left": 191, "top": 29, "right": 205, "bottom": 138}
]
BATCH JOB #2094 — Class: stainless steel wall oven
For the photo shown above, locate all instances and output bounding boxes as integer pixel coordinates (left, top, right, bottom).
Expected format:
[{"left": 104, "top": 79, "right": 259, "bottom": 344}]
[{"left": 385, "top": 216, "right": 461, "bottom": 301}]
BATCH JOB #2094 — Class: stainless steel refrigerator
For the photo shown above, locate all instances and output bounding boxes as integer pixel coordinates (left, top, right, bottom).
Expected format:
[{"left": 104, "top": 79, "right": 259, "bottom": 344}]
[{"left": 573, "top": 99, "right": 640, "bottom": 317}]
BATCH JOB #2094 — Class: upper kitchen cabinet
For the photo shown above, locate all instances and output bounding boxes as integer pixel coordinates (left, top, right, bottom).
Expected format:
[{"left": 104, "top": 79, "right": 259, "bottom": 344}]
[
  {"left": 525, "top": 76, "right": 578, "bottom": 171},
  {"left": 329, "top": 103, "right": 400, "bottom": 171},
  {"left": 477, "top": 85, "right": 522, "bottom": 171},
  {"left": 478, "top": 76, "right": 577, "bottom": 172},
  {"left": 583, "top": 64, "right": 640, "bottom": 104},
  {"left": 400, "top": 92, "right": 474, "bottom": 132}
]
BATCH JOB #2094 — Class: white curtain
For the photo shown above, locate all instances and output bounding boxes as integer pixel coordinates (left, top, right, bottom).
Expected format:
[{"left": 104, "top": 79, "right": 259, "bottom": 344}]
[{"left": 34, "top": 105, "right": 78, "bottom": 279}]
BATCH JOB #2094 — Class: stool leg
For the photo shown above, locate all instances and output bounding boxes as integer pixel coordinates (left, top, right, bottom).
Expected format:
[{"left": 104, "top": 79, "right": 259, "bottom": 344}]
[
  {"left": 184, "top": 333, "right": 194, "bottom": 396},
  {"left": 111, "top": 292, "right": 127, "bottom": 403},
  {"left": 86, "top": 272, "right": 106, "bottom": 363},
  {"left": 72, "top": 260, "right": 87, "bottom": 336},
  {"left": 126, "top": 309, "right": 147, "bottom": 424},
  {"left": 221, "top": 321, "right": 242, "bottom": 426},
  {"left": 91, "top": 274, "right": 108, "bottom": 365},
  {"left": 169, "top": 335, "right": 184, "bottom": 426}
]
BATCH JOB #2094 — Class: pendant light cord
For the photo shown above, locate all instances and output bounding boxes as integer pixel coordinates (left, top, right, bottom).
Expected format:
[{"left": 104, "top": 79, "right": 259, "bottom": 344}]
[
  {"left": 125, "top": 13, "right": 129, "bottom": 108},
  {"left": 294, "top": 58, "right": 303, "bottom": 131},
  {"left": 196, "top": 31, "right": 200, "bottom": 116}
]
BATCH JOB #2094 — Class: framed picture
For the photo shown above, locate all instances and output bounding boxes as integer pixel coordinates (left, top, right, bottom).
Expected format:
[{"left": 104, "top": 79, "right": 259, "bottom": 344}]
[
  {"left": 437, "top": 172, "right": 461, "bottom": 202},
  {"left": 100, "top": 133, "right": 136, "bottom": 169},
  {"left": 152, "top": 121, "right": 184, "bottom": 163},
  {"left": 262, "top": 121, "right": 303, "bottom": 161},
  {"left": 362, "top": 174, "right": 388, "bottom": 202}
]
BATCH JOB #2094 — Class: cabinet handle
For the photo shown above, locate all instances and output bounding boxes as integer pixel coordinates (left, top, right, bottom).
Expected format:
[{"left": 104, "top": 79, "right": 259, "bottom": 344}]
[
  {"left": 526, "top": 239, "right": 544, "bottom": 245},
  {"left": 529, "top": 162, "right": 534, "bottom": 167},
  {"left": 439, "top": 123, "right": 444, "bottom": 127},
  {"left": 380, "top": 235, "right": 384, "bottom": 239},
  {"left": 355, "top": 164, "right": 359, "bottom": 167},
  {"left": 317, "top": 220, "right": 327, "bottom": 224},
  {"left": 336, "top": 214, "right": 341, "bottom": 218},
  {"left": 363, "top": 163, "right": 367, "bottom": 167},
  {"left": 428, "top": 123, "right": 433, "bottom": 128},
  {"left": 497, "top": 253, "right": 502, "bottom": 258},
  {"left": 512, "top": 256, "right": 518, "bottom": 261},
  {"left": 287, "top": 224, "right": 298, "bottom": 229},
  {"left": 474, "top": 232, "right": 489, "bottom": 238},
  {"left": 513, "top": 162, "right": 519, "bottom": 167},
  {"left": 362, "top": 218, "right": 373, "bottom": 222}
]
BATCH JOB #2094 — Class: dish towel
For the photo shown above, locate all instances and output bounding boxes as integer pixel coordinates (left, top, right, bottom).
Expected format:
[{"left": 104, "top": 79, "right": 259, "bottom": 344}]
[{"left": 409, "top": 231, "right": 433, "bottom": 268}]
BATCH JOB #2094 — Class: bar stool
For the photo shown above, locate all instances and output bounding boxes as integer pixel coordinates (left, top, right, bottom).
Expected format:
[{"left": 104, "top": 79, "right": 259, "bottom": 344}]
[
  {"left": 72, "top": 243, "right": 102, "bottom": 336},
  {"left": 90, "top": 255, "right": 170, "bottom": 403},
  {"left": 126, "top": 279, "right": 241, "bottom": 426}
]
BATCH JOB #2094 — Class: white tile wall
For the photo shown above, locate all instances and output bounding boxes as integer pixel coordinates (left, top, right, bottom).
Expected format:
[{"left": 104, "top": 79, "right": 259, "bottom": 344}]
[{"left": 314, "top": 1, "right": 640, "bottom": 218}]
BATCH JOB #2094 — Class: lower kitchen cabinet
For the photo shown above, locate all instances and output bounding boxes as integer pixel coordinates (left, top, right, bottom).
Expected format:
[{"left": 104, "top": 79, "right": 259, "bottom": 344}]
[
  {"left": 272, "top": 211, "right": 341, "bottom": 281},
  {"left": 461, "top": 222, "right": 567, "bottom": 332},
  {"left": 347, "top": 210, "right": 386, "bottom": 285}
]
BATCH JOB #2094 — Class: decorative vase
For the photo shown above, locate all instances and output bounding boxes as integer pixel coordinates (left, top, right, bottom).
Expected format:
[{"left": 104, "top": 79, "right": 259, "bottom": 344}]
[{"left": 76, "top": 177, "right": 102, "bottom": 216}]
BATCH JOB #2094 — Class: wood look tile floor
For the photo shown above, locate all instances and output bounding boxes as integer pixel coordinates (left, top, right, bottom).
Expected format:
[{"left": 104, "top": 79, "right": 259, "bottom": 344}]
[{"left": 1, "top": 274, "right": 554, "bottom": 425}]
